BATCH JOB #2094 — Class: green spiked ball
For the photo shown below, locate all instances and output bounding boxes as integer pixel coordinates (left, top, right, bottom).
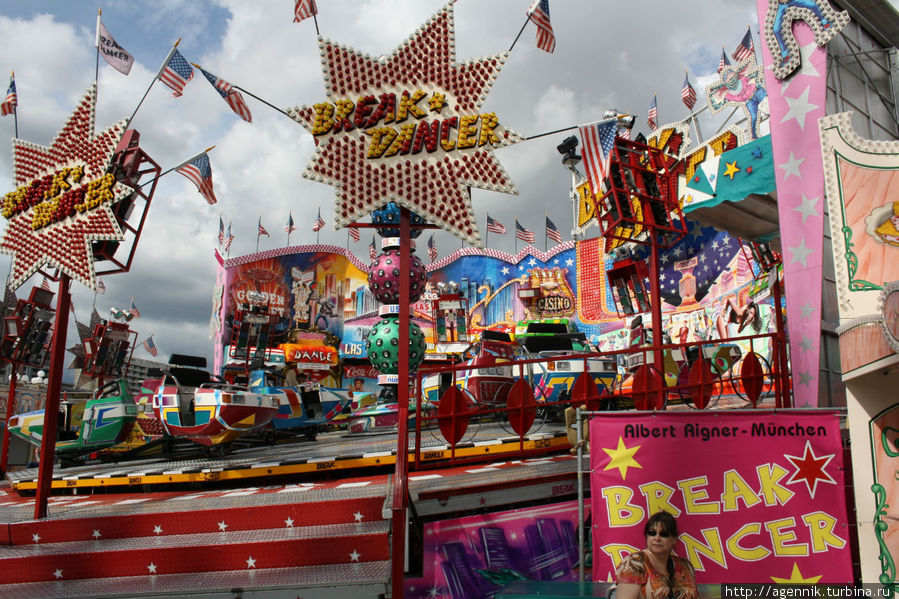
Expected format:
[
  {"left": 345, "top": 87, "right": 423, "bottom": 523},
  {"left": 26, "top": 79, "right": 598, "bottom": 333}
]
[{"left": 365, "top": 315, "right": 426, "bottom": 374}]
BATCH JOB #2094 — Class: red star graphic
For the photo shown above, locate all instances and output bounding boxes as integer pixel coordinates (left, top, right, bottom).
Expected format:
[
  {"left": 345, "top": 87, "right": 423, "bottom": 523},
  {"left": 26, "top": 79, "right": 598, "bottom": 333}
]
[
  {"left": 0, "top": 85, "right": 129, "bottom": 291},
  {"left": 290, "top": 4, "right": 521, "bottom": 246},
  {"left": 784, "top": 440, "right": 837, "bottom": 498}
]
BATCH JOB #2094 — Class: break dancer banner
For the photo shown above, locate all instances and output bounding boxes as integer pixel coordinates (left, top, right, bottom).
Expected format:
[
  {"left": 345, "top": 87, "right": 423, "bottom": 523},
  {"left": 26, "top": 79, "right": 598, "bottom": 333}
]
[{"left": 589, "top": 411, "right": 852, "bottom": 583}]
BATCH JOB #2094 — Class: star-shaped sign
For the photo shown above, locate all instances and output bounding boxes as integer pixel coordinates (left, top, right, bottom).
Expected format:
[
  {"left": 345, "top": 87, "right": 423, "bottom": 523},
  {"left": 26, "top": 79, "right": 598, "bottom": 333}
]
[
  {"left": 289, "top": 4, "right": 522, "bottom": 247},
  {"left": 602, "top": 437, "right": 643, "bottom": 480},
  {"left": 722, "top": 161, "right": 740, "bottom": 180},
  {"left": 0, "top": 85, "right": 129, "bottom": 291},
  {"left": 770, "top": 561, "right": 822, "bottom": 584},
  {"left": 784, "top": 440, "right": 836, "bottom": 498}
]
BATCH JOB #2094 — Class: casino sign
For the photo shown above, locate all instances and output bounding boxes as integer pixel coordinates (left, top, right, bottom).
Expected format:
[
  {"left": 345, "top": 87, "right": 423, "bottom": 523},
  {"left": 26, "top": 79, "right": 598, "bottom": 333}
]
[{"left": 289, "top": 3, "right": 522, "bottom": 247}]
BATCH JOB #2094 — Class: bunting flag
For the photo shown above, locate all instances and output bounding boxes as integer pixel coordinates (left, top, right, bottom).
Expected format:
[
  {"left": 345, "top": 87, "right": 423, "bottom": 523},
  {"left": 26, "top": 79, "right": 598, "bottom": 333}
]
[
  {"left": 546, "top": 215, "right": 563, "bottom": 243},
  {"left": 96, "top": 19, "right": 134, "bottom": 75},
  {"left": 218, "top": 216, "right": 225, "bottom": 246},
  {"left": 159, "top": 48, "right": 193, "bottom": 96},
  {"left": 515, "top": 219, "right": 535, "bottom": 243},
  {"left": 486, "top": 214, "right": 506, "bottom": 234},
  {"left": 1, "top": 72, "right": 16, "bottom": 116},
  {"left": 681, "top": 72, "right": 697, "bottom": 110},
  {"left": 349, "top": 227, "right": 360, "bottom": 242},
  {"left": 176, "top": 152, "right": 217, "bottom": 204},
  {"left": 294, "top": 0, "right": 317, "bottom": 23},
  {"left": 578, "top": 118, "right": 618, "bottom": 200},
  {"left": 142, "top": 335, "right": 158, "bottom": 357},
  {"left": 527, "top": 0, "right": 556, "bottom": 53},
  {"left": 647, "top": 95, "right": 658, "bottom": 131},
  {"left": 732, "top": 26, "right": 755, "bottom": 62},
  {"left": 196, "top": 65, "right": 252, "bottom": 122},
  {"left": 285, "top": 213, "right": 296, "bottom": 234},
  {"left": 427, "top": 234, "right": 438, "bottom": 262},
  {"left": 129, "top": 297, "right": 141, "bottom": 318},
  {"left": 718, "top": 48, "right": 731, "bottom": 72},
  {"left": 224, "top": 221, "right": 234, "bottom": 251},
  {"left": 312, "top": 209, "right": 325, "bottom": 232},
  {"left": 258, "top": 217, "right": 270, "bottom": 237}
]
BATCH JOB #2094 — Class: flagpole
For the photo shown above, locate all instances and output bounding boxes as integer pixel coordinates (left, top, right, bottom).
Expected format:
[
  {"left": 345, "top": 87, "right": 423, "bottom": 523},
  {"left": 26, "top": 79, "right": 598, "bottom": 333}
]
[
  {"left": 256, "top": 215, "right": 261, "bottom": 253},
  {"left": 11, "top": 70, "right": 18, "bottom": 139},
  {"left": 509, "top": 13, "right": 531, "bottom": 53},
  {"left": 514, "top": 220, "right": 518, "bottom": 254},
  {"left": 311, "top": 0, "right": 320, "bottom": 36},
  {"left": 124, "top": 38, "right": 180, "bottom": 131},
  {"left": 686, "top": 71, "right": 704, "bottom": 144},
  {"left": 94, "top": 9, "right": 101, "bottom": 99},
  {"left": 232, "top": 84, "right": 299, "bottom": 121},
  {"left": 544, "top": 213, "right": 548, "bottom": 252},
  {"left": 485, "top": 211, "right": 489, "bottom": 248}
]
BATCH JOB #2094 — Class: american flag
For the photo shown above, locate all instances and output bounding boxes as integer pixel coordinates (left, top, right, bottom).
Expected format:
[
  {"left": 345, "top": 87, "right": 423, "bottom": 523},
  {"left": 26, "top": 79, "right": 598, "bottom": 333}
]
[
  {"left": 40, "top": 277, "right": 52, "bottom": 291},
  {"left": 176, "top": 152, "right": 217, "bottom": 205},
  {"left": 224, "top": 222, "right": 234, "bottom": 251},
  {"left": 486, "top": 214, "right": 506, "bottom": 235},
  {"left": 142, "top": 335, "right": 158, "bottom": 357},
  {"left": 647, "top": 95, "right": 658, "bottom": 131},
  {"left": 97, "top": 279, "right": 106, "bottom": 294},
  {"left": 218, "top": 216, "right": 225, "bottom": 246},
  {"left": 348, "top": 227, "right": 360, "bottom": 242},
  {"left": 515, "top": 220, "right": 535, "bottom": 244},
  {"left": 159, "top": 48, "right": 193, "bottom": 97},
  {"left": 732, "top": 27, "right": 754, "bottom": 62},
  {"left": 1, "top": 72, "right": 16, "bottom": 117},
  {"left": 258, "top": 217, "right": 270, "bottom": 237},
  {"left": 294, "top": 0, "right": 317, "bottom": 23},
  {"left": 312, "top": 209, "right": 325, "bottom": 232},
  {"left": 197, "top": 65, "right": 252, "bottom": 123},
  {"left": 369, "top": 236, "right": 378, "bottom": 261},
  {"left": 427, "top": 234, "right": 437, "bottom": 262},
  {"left": 681, "top": 73, "right": 696, "bottom": 111},
  {"left": 129, "top": 297, "right": 141, "bottom": 318},
  {"left": 285, "top": 213, "right": 296, "bottom": 234},
  {"left": 718, "top": 48, "right": 731, "bottom": 73},
  {"left": 546, "top": 215, "right": 563, "bottom": 244},
  {"left": 527, "top": 0, "right": 556, "bottom": 53},
  {"left": 578, "top": 118, "right": 618, "bottom": 200}
]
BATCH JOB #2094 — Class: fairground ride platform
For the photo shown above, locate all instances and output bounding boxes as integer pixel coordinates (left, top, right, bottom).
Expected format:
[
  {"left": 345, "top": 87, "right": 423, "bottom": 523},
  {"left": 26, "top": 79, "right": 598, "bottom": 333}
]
[{"left": 4, "top": 422, "right": 570, "bottom": 494}]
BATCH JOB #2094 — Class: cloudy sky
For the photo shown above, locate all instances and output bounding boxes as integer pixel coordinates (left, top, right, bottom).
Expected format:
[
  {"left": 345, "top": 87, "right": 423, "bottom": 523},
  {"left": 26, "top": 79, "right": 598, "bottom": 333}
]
[{"left": 0, "top": 0, "right": 819, "bottom": 370}]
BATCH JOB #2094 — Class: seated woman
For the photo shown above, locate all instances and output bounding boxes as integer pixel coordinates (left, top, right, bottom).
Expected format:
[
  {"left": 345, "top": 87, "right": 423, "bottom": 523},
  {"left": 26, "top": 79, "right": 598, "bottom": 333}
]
[
  {"left": 615, "top": 511, "right": 698, "bottom": 599},
  {"left": 715, "top": 295, "right": 761, "bottom": 339}
]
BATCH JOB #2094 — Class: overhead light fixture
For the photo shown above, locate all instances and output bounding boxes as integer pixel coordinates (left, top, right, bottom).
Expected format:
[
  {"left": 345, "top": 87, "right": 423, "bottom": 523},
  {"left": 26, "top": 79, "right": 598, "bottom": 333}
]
[{"left": 556, "top": 135, "right": 581, "bottom": 168}]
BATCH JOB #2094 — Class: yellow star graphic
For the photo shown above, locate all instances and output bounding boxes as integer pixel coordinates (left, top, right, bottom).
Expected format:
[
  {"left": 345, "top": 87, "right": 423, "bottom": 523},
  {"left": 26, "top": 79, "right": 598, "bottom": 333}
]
[
  {"left": 602, "top": 437, "right": 642, "bottom": 480},
  {"left": 723, "top": 161, "right": 740, "bottom": 179},
  {"left": 770, "top": 562, "right": 822, "bottom": 584},
  {"left": 428, "top": 92, "right": 446, "bottom": 112}
]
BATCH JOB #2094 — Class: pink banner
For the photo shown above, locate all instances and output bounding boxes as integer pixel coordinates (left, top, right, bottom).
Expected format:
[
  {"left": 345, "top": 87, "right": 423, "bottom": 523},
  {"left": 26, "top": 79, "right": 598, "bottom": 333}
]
[
  {"left": 590, "top": 411, "right": 852, "bottom": 583},
  {"left": 755, "top": 1, "right": 834, "bottom": 406}
]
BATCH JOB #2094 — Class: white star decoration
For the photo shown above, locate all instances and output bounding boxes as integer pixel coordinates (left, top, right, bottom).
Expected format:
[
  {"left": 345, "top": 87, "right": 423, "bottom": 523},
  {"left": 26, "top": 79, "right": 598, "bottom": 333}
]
[
  {"left": 782, "top": 42, "right": 823, "bottom": 95},
  {"left": 778, "top": 152, "right": 804, "bottom": 180},
  {"left": 147, "top": 563, "right": 157, "bottom": 574},
  {"left": 800, "top": 302, "right": 815, "bottom": 319},
  {"left": 787, "top": 237, "right": 814, "bottom": 267},
  {"left": 285, "top": 517, "right": 294, "bottom": 527},
  {"left": 781, "top": 86, "right": 819, "bottom": 131},
  {"left": 217, "top": 521, "right": 228, "bottom": 532},
  {"left": 246, "top": 556, "right": 256, "bottom": 568},
  {"left": 349, "top": 549, "right": 361, "bottom": 562},
  {"left": 800, "top": 335, "right": 814, "bottom": 352},
  {"left": 92, "top": 529, "right": 102, "bottom": 539},
  {"left": 153, "top": 525, "right": 163, "bottom": 535},
  {"left": 53, "top": 569, "right": 63, "bottom": 579},
  {"left": 353, "top": 511, "right": 364, "bottom": 522},
  {"left": 794, "top": 194, "right": 819, "bottom": 224},
  {"left": 32, "top": 533, "right": 40, "bottom": 543}
]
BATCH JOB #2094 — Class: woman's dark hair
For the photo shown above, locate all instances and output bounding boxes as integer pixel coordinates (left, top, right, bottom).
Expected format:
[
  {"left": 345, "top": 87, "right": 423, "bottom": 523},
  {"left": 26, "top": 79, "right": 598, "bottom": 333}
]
[{"left": 643, "top": 511, "right": 678, "bottom": 537}]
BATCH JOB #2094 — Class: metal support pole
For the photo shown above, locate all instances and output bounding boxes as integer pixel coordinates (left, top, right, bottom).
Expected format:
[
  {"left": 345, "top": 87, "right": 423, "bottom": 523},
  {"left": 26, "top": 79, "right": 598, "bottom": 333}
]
[
  {"left": 0, "top": 364, "right": 19, "bottom": 473},
  {"left": 34, "top": 274, "right": 71, "bottom": 519},
  {"left": 576, "top": 407, "right": 585, "bottom": 582},
  {"left": 391, "top": 208, "right": 412, "bottom": 598},
  {"left": 771, "top": 269, "right": 790, "bottom": 408},
  {"left": 649, "top": 234, "right": 665, "bottom": 389}
]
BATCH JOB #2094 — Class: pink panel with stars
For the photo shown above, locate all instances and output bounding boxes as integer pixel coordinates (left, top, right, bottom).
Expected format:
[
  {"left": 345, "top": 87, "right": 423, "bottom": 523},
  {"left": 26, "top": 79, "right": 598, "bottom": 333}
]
[{"left": 589, "top": 411, "right": 852, "bottom": 583}]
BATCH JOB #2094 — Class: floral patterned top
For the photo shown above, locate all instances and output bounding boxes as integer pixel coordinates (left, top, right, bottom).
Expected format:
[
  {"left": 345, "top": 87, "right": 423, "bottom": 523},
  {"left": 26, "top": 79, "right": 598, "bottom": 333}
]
[{"left": 615, "top": 550, "right": 698, "bottom": 599}]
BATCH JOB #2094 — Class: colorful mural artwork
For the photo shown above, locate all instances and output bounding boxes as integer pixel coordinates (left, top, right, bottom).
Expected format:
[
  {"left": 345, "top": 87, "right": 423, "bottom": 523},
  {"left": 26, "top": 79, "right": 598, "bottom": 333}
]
[
  {"left": 404, "top": 500, "right": 589, "bottom": 599},
  {"left": 589, "top": 411, "right": 853, "bottom": 583},
  {"left": 870, "top": 403, "right": 899, "bottom": 586},
  {"left": 213, "top": 220, "right": 775, "bottom": 377}
]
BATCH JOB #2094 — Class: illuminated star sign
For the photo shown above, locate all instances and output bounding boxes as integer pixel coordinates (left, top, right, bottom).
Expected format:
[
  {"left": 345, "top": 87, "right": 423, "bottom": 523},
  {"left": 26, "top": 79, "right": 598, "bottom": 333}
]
[
  {"left": 602, "top": 436, "right": 643, "bottom": 480},
  {"left": 0, "top": 85, "right": 129, "bottom": 291},
  {"left": 784, "top": 440, "right": 836, "bottom": 498},
  {"left": 289, "top": 3, "right": 522, "bottom": 246}
]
